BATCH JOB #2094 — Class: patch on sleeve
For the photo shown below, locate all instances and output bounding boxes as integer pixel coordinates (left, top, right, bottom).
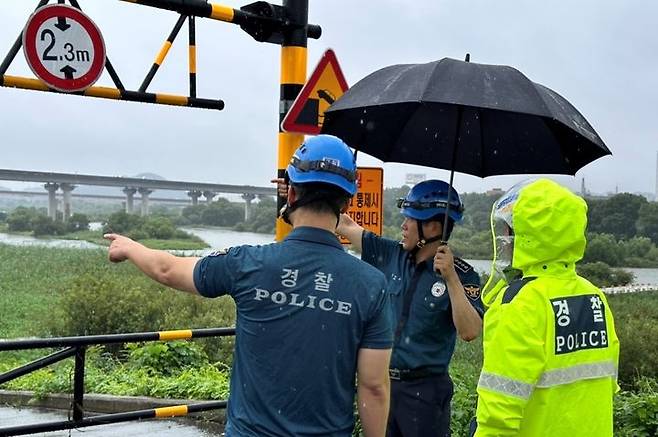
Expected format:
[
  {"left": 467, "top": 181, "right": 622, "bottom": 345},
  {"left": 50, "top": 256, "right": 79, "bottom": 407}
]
[
  {"left": 453, "top": 257, "right": 474, "bottom": 274},
  {"left": 463, "top": 284, "right": 481, "bottom": 300},
  {"left": 551, "top": 294, "right": 609, "bottom": 355},
  {"left": 207, "top": 247, "right": 230, "bottom": 257}
]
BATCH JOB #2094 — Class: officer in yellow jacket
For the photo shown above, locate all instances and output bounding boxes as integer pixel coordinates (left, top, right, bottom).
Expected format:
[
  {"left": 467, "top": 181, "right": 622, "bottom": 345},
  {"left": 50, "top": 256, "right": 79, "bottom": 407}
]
[{"left": 474, "top": 178, "right": 620, "bottom": 436}]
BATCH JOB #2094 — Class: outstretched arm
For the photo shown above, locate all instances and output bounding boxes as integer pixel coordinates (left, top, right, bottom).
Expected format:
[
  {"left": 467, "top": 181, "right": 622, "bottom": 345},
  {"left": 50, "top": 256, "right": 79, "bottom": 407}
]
[
  {"left": 337, "top": 213, "right": 365, "bottom": 252},
  {"left": 105, "top": 233, "right": 199, "bottom": 294}
]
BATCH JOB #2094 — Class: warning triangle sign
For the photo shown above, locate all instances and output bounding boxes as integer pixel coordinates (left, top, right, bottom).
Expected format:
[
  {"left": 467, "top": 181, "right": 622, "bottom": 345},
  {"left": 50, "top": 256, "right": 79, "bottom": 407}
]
[{"left": 281, "top": 49, "right": 348, "bottom": 135}]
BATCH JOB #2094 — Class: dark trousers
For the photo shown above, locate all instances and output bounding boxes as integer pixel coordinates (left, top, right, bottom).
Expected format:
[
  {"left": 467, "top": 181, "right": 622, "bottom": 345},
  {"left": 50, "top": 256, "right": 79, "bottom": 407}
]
[{"left": 386, "top": 373, "right": 453, "bottom": 437}]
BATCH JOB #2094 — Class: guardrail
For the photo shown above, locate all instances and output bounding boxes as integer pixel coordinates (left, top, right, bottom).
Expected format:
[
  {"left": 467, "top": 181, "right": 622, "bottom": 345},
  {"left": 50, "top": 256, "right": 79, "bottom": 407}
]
[{"left": 0, "top": 327, "right": 235, "bottom": 436}]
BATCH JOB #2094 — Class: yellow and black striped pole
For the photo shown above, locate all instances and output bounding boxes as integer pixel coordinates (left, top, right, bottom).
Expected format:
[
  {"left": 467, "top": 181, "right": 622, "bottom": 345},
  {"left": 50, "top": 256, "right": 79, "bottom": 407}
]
[
  {"left": 189, "top": 16, "right": 197, "bottom": 98},
  {"left": 275, "top": 0, "right": 309, "bottom": 241},
  {"left": 139, "top": 14, "right": 187, "bottom": 92}
]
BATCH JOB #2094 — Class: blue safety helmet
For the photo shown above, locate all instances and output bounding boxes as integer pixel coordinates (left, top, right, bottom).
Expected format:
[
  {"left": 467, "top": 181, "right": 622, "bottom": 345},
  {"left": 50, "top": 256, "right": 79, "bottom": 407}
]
[
  {"left": 286, "top": 135, "right": 357, "bottom": 196},
  {"left": 397, "top": 179, "right": 464, "bottom": 222}
]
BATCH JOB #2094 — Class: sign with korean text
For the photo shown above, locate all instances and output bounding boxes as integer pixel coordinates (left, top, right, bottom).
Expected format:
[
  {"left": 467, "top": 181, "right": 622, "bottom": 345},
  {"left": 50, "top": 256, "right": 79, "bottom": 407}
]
[
  {"left": 23, "top": 4, "right": 106, "bottom": 92},
  {"left": 341, "top": 167, "right": 383, "bottom": 243},
  {"left": 281, "top": 49, "right": 348, "bottom": 135}
]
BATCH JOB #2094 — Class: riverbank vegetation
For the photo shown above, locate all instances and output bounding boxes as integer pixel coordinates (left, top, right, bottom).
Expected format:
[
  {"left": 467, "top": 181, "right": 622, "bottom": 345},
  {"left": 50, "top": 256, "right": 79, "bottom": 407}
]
[
  {"left": 1, "top": 207, "right": 207, "bottom": 250},
  {"left": 0, "top": 245, "right": 656, "bottom": 435}
]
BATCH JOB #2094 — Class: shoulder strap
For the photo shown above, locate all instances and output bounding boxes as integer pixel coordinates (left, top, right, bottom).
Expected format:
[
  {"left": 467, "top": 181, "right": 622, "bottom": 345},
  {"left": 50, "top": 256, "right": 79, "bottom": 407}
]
[{"left": 502, "top": 277, "right": 537, "bottom": 304}]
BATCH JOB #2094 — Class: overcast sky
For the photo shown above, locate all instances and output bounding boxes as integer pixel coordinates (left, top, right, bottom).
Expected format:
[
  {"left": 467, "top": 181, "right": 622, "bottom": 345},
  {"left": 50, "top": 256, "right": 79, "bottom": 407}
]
[{"left": 1, "top": 0, "right": 656, "bottom": 196}]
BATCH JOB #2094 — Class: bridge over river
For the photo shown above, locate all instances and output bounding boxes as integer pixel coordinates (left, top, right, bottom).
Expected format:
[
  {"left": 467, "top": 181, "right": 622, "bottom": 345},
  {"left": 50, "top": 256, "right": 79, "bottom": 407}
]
[{"left": 0, "top": 168, "right": 276, "bottom": 221}]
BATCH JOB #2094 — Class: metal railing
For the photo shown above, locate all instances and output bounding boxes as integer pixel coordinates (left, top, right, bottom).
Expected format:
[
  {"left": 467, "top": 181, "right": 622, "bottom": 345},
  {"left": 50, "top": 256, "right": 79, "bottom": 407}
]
[{"left": 0, "top": 327, "right": 235, "bottom": 436}]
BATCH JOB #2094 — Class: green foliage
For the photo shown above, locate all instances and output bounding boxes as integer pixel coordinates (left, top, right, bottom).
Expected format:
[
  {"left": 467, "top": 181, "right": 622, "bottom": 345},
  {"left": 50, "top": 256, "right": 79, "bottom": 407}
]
[
  {"left": 103, "top": 211, "right": 200, "bottom": 242},
  {"left": 67, "top": 213, "right": 90, "bottom": 232},
  {"left": 587, "top": 193, "right": 648, "bottom": 240},
  {"left": 607, "top": 292, "right": 658, "bottom": 386},
  {"left": 125, "top": 341, "right": 209, "bottom": 376},
  {"left": 49, "top": 265, "right": 236, "bottom": 364},
  {"left": 614, "top": 378, "right": 658, "bottom": 437},
  {"left": 103, "top": 210, "right": 145, "bottom": 234},
  {"left": 637, "top": 202, "right": 658, "bottom": 245},
  {"left": 577, "top": 262, "right": 634, "bottom": 287},
  {"left": 6, "top": 206, "right": 49, "bottom": 233},
  {"left": 1, "top": 347, "right": 231, "bottom": 401}
]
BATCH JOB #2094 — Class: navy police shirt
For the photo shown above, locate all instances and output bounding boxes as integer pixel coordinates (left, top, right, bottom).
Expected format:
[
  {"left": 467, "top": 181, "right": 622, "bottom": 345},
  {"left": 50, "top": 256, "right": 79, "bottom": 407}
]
[
  {"left": 361, "top": 231, "right": 483, "bottom": 373},
  {"left": 193, "top": 227, "right": 393, "bottom": 437}
]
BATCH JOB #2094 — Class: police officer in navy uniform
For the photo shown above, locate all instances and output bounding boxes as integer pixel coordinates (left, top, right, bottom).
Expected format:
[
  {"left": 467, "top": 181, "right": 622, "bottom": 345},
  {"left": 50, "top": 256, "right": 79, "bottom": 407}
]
[
  {"left": 105, "top": 135, "right": 393, "bottom": 437},
  {"left": 338, "top": 180, "right": 484, "bottom": 437}
]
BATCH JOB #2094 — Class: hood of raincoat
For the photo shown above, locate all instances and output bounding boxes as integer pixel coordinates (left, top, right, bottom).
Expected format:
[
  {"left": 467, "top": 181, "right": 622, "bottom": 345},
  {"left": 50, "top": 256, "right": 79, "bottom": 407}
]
[
  {"left": 482, "top": 178, "right": 588, "bottom": 306},
  {"left": 510, "top": 178, "right": 587, "bottom": 273}
]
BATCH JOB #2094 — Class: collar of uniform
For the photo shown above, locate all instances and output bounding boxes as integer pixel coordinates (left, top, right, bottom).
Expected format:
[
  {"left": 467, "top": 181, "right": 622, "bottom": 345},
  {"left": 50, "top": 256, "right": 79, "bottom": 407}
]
[
  {"left": 406, "top": 252, "right": 435, "bottom": 271},
  {"left": 284, "top": 226, "right": 344, "bottom": 250}
]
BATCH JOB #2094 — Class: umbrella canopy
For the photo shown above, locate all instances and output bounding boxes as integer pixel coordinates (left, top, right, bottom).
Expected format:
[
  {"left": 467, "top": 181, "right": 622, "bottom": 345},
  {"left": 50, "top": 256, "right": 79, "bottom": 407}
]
[{"left": 322, "top": 57, "right": 611, "bottom": 177}]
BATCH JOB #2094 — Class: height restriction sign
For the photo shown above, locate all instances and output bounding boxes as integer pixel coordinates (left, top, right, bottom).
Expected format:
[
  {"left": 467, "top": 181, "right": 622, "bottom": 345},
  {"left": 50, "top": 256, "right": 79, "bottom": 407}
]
[{"left": 22, "top": 4, "right": 106, "bottom": 93}]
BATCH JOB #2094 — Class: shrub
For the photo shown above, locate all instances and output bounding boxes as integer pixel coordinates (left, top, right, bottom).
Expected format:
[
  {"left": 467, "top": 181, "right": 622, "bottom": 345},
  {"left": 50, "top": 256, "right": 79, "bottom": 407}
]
[
  {"left": 607, "top": 292, "right": 658, "bottom": 386},
  {"left": 614, "top": 377, "right": 658, "bottom": 437},
  {"left": 577, "top": 261, "right": 634, "bottom": 287},
  {"left": 126, "top": 341, "right": 209, "bottom": 376},
  {"left": 49, "top": 267, "right": 236, "bottom": 364}
]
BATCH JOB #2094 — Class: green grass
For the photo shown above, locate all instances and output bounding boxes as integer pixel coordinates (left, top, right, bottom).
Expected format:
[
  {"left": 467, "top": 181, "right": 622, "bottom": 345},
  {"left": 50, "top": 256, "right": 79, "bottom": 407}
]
[{"left": 0, "top": 245, "right": 108, "bottom": 338}]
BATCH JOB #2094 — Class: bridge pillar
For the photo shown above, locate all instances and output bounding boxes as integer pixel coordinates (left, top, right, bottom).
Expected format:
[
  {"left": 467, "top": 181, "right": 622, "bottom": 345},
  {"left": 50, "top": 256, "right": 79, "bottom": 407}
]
[
  {"left": 202, "top": 191, "right": 216, "bottom": 204},
  {"left": 60, "top": 183, "right": 75, "bottom": 221},
  {"left": 123, "top": 187, "right": 137, "bottom": 214},
  {"left": 138, "top": 188, "right": 153, "bottom": 216},
  {"left": 187, "top": 190, "right": 202, "bottom": 206},
  {"left": 44, "top": 182, "right": 59, "bottom": 219},
  {"left": 242, "top": 193, "right": 256, "bottom": 221}
]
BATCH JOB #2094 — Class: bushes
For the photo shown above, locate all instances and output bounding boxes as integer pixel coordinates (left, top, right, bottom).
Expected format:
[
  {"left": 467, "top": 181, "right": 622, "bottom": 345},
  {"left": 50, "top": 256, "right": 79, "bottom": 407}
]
[
  {"left": 577, "top": 261, "right": 634, "bottom": 287},
  {"left": 103, "top": 211, "right": 198, "bottom": 242},
  {"left": 607, "top": 291, "right": 658, "bottom": 386},
  {"left": 49, "top": 266, "right": 236, "bottom": 364},
  {"left": 614, "top": 378, "right": 658, "bottom": 437}
]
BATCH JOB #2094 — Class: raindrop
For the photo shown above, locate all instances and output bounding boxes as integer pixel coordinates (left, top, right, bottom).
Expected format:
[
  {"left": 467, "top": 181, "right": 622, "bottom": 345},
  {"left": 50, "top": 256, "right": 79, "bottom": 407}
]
[
  {"left": 359, "top": 119, "right": 364, "bottom": 125},
  {"left": 404, "top": 336, "right": 411, "bottom": 344},
  {"left": 278, "top": 409, "right": 282, "bottom": 414},
  {"left": 430, "top": 303, "right": 435, "bottom": 309}
]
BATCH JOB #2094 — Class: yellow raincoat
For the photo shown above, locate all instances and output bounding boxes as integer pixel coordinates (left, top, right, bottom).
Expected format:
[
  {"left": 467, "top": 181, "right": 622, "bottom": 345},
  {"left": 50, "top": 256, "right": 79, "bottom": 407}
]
[{"left": 475, "top": 179, "right": 619, "bottom": 436}]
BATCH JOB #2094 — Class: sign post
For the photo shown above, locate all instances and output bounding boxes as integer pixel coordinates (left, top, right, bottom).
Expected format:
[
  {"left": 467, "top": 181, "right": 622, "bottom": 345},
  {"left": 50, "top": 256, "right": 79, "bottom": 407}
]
[{"left": 22, "top": 4, "right": 106, "bottom": 92}]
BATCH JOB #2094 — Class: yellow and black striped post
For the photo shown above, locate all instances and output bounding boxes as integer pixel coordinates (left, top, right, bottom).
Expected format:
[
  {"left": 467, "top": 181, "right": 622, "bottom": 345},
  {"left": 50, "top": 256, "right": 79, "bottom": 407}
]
[
  {"left": 139, "top": 14, "right": 187, "bottom": 92},
  {"left": 188, "top": 16, "right": 197, "bottom": 98},
  {"left": 275, "top": 0, "right": 309, "bottom": 241}
]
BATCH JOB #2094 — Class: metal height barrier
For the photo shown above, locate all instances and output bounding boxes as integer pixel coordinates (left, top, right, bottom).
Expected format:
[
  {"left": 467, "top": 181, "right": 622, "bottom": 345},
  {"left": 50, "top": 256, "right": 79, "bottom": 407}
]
[{"left": 0, "top": 327, "right": 235, "bottom": 436}]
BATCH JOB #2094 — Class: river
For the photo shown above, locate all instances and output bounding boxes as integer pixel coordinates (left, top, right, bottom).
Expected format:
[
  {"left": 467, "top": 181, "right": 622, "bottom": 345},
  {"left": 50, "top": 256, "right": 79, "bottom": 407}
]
[{"left": 1, "top": 227, "right": 657, "bottom": 286}]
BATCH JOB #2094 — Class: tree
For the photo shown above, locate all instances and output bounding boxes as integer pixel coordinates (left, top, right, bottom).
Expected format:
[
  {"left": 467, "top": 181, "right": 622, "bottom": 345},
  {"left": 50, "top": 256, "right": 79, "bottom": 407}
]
[
  {"left": 583, "top": 233, "right": 623, "bottom": 266},
  {"left": 586, "top": 194, "right": 647, "bottom": 240},
  {"left": 636, "top": 202, "right": 658, "bottom": 244},
  {"left": 104, "top": 211, "right": 144, "bottom": 234},
  {"left": 67, "top": 213, "right": 90, "bottom": 232},
  {"left": 6, "top": 207, "right": 40, "bottom": 232}
]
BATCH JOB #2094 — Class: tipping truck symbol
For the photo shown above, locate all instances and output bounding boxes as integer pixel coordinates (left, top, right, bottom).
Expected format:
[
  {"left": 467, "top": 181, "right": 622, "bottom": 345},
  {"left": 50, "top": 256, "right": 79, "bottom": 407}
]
[{"left": 296, "top": 89, "right": 336, "bottom": 127}]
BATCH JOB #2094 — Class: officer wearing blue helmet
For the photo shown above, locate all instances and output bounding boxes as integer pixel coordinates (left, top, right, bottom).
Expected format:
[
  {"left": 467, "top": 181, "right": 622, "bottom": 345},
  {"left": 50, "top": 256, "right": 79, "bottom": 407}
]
[
  {"left": 338, "top": 179, "right": 484, "bottom": 437},
  {"left": 105, "top": 135, "right": 393, "bottom": 437}
]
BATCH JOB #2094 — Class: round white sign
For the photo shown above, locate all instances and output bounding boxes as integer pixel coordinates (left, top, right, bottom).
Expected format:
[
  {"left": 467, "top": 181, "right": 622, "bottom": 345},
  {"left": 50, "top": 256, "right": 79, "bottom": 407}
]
[{"left": 23, "top": 4, "right": 106, "bottom": 92}]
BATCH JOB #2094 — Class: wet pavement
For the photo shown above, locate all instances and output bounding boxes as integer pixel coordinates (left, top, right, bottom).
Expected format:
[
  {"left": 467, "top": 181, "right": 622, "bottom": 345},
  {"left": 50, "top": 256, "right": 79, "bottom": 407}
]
[{"left": 0, "top": 406, "right": 224, "bottom": 436}]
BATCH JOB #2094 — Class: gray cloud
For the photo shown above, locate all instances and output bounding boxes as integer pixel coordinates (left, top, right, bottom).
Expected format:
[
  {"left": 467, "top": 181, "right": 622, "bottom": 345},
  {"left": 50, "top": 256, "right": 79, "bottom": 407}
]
[{"left": 1, "top": 0, "right": 656, "bottom": 196}]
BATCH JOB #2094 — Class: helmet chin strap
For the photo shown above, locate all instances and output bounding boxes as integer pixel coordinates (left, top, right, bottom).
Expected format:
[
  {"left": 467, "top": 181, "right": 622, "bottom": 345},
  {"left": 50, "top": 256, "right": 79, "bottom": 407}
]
[{"left": 412, "top": 220, "right": 443, "bottom": 255}]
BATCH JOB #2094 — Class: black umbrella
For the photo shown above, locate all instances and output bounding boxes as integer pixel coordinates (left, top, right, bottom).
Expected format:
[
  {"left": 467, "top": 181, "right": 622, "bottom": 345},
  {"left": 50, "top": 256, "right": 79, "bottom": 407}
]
[{"left": 322, "top": 56, "right": 611, "bottom": 240}]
